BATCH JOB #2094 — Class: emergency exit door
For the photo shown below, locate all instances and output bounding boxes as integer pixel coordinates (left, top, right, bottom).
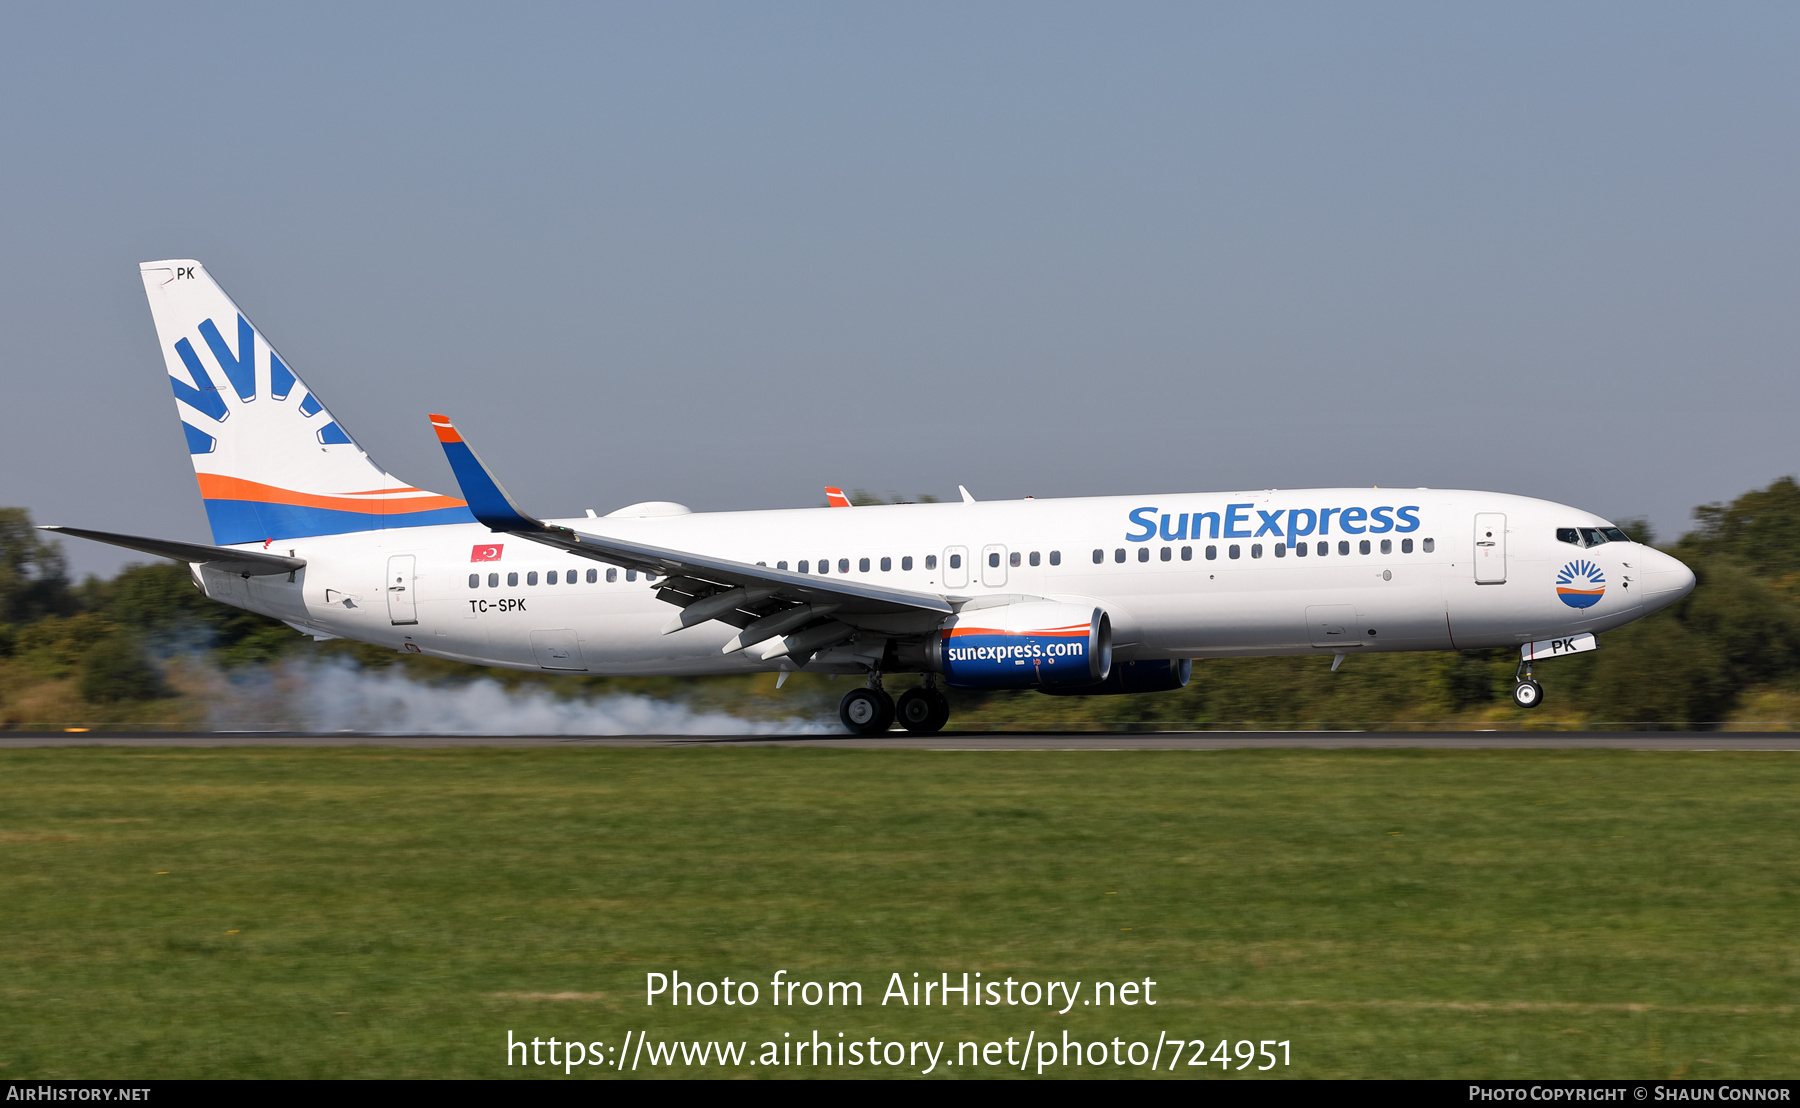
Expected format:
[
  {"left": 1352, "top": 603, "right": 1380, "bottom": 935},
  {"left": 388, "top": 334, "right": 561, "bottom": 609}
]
[
  {"left": 980, "top": 545, "right": 1008, "bottom": 587},
  {"left": 386, "top": 554, "right": 418, "bottom": 624},
  {"left": 1474, "top": 514, "right": 1507, "bottom": 584},
  {"left": 943, "top": 546, "right": 970, "bottom": 589}
]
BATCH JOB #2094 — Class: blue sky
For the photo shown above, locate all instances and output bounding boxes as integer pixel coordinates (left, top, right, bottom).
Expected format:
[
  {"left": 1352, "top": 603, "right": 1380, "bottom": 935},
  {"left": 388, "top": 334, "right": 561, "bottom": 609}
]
[{"left": 2, "top": 3, "right": 1796, "bottom": 576}]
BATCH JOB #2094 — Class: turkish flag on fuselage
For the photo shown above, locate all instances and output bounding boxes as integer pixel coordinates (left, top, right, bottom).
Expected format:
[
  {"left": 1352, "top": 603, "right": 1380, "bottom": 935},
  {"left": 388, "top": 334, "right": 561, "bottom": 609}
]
[{"left": 471, "top": 544, "right": 504, "bottom": 562}]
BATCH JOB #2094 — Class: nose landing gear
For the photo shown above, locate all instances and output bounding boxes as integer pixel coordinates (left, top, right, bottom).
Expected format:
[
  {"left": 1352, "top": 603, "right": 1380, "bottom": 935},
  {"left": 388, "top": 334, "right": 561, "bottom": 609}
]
[{"left": 1512, "top": 658, "right": 1545, "bottom": 709}]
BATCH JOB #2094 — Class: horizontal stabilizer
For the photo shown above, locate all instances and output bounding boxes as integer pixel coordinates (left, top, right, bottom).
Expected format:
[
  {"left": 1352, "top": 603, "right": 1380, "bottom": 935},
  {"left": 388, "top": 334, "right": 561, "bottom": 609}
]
[{"left": 41, "top": 525, "right": 306, "bottom": 576}]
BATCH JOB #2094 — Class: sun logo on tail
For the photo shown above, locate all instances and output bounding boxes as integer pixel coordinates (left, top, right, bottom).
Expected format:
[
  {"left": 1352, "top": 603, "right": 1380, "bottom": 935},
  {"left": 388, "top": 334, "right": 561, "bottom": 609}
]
[
  {"left": 1556, "top": 559, "right": 1606, "bottom": 609},
  {"left": 170, "top": 314, "right": 351, "bottom": 452}
]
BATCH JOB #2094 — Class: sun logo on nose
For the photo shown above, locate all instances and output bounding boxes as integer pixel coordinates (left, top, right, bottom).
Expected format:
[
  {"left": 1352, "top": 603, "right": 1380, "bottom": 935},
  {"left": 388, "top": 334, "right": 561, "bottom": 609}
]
[{"left": 1556, "top": 559, "right": 1606, "bottom": 609}]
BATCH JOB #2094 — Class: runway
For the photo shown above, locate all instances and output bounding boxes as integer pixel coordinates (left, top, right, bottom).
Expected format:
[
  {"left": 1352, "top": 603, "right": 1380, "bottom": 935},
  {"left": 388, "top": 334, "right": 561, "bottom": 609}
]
[{"left": 2, "top": 731, "right": 1797, "bottom": 750}]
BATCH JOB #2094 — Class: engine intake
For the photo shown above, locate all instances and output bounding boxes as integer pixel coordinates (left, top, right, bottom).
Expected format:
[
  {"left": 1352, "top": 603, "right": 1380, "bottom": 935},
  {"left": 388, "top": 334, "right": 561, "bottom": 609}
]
[{"left": 930, "top": 602, "right": 1111, "bottom": 690}]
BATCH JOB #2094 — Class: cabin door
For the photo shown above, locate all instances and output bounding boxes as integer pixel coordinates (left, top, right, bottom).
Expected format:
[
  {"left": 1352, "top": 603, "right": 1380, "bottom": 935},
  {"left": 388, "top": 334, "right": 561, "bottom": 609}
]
[
  {"left": 1474, "top": 513, "right": 1507, "bottom": 584},
  {"left": 386, "top": 554, "right": 418, "bottom": 625}
]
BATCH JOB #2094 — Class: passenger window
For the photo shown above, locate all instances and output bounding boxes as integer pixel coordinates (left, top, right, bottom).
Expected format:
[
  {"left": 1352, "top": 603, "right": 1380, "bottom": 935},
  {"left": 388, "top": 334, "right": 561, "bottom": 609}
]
[
  {"left": 1160, "top": 546, "right": 1171, "bottom": 561},
  {"left": 587, "top": 569, "right": 597, "bottom": 583},
  {"left": 1229, "top": 545, "right": 1241, "bottom": 559},
  {"left": 1137, "top": 547, "right": 1149, "bottom": 563},
  {"left": 925, "top": 555, "right": 937, "bottom": 570},
  {"left": 1180, "top": 546, "right": 1192, "bottom": 561},
  {"left": 777, "top": 561, "right": 788, "bottom": 570},
  {"left": 1275, "top": 542, "right": 1286, "bottom": 558},
  {"left": 1206, "top": 545, "right": 1217, "bottom": 560},
  {"left": 625, "top": 570, "right": 636, "bottom": 582},
  {"left": 1251, "top": 544, "right": 1263, "bottom": 559},
  {"left": 1093, "top": 549, "right": 1104, "bottom": 564},
  {"left": 547, "top": 570, "right": 558, "bottom": 585},
  {"left": 1401, "top": 538, "right": 1413, "bottom": 554},
  {"left": 488, "top": 572, "right": 499, "bottom": 587},
  {"left": 1029, "top": 551, "right": 1040, "bottom": 566},
  {"left": 989, "top": 552, "right": 1000, "bottom": 568},
  {"left": 818, "top": 559, "right": 829, "bottom": 574},
  {"left": 859, "top": 557, "right": 870, "bottom": 572},
  {"left": 949, "top": 553, "right": 962, "bottom": 570},
  {"left": 798, "top": 560, "right": 809, "bottom": 574},
  {"left": 468, "top": 574, "right": 479, "bottom": 588},
  {"left": 839, "top": 558, "right": 850, "bottom": 573},
  {"left": 508, "top": 572, "right": 519, "bottom": 586},
  {"left": 1338, "top": 541, "right": 1350, "bottom": 556},
  {"left": 1296, "top": 541, "right": 1308, "bottom": 558},
  {"left": 902, "top": 556, "right": 914, "bottom": 570},
  {"left": 1115, "top": 548, "right": 1126, "bottom": 563},
  {"left": 1359, "top": 540, "right": 1370, "bottom": 555},
  {"left": 1423, "top": 538, "right": 1435, "bottom": 553},
  {"left": 1556, "top": 527, "right": 1581, "bottom": 545},
  {"left": 880, "top": 557, "right": 891, "bottom": 571},
  {"left": 605, "top": 569, "right": 617, "bottom": 583},
  {"left": 527, "top": 572, "right": 538, "bottom": 585},
  {"left": 1010, "top": 551, "right": 1021, "bottom": 568},
  {"left": 1317, "top": 541, "right": 1328, "bottom": 556}
]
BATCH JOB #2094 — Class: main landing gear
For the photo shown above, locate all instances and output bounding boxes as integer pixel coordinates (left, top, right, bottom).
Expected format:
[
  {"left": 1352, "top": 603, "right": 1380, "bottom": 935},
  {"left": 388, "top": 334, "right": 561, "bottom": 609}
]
[
  {"left": 838, "top": 686, "right": 894, "bottom": 735},
  {"left": 838, "top": 676, "right": 951, "bottom": 735},
  {"left": 895, "top": 685, "right": 950, "bottom": 733},
  {"left": 1512, "top": 658, "right": 1545, "bottom": 709}
]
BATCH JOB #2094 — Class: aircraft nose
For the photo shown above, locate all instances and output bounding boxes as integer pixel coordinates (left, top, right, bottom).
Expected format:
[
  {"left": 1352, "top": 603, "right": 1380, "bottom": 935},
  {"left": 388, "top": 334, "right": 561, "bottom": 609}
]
[{"left": 1638, "top": 548, "right": 1696, "bottom": 611}]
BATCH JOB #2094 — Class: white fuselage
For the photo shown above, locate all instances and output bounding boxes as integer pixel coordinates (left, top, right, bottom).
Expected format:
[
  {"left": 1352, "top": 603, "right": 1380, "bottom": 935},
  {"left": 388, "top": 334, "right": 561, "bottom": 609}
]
[{"left": 197, "top": 488, "right": 1695, "bottom": 677}]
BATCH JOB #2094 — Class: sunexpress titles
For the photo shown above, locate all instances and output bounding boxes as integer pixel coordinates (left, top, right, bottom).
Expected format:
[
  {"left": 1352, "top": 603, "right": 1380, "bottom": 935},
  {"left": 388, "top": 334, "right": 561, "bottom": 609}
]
[{"left": 1126, "top": 503, "right": 1423, "bottom": 546}]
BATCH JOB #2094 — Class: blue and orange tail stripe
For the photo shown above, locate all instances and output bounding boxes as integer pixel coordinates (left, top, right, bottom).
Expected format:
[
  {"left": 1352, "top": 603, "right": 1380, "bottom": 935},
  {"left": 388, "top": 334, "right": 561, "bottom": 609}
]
[{"left": 197, "top": 473, "right": 474, "bottom": 545}]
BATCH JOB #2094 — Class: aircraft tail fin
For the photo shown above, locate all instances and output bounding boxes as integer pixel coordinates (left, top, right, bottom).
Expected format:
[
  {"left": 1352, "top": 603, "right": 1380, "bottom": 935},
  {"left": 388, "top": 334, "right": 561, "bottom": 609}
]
[{"left": 140, "top": 261, "right": 473, "bottom": 545}]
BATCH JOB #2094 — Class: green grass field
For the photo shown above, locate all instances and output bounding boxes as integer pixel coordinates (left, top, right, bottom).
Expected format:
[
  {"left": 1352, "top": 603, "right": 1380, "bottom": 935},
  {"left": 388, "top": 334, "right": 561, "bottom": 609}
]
[{"left": 2, "top": 747, "right": 1796, "bottom": 1079}]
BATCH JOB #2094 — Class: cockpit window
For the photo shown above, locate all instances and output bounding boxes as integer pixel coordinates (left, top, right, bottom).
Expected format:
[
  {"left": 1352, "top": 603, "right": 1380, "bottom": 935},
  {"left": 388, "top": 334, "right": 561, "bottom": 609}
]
[{"left": 1560, "top": 525, "right": 1635, "bottom": 548}]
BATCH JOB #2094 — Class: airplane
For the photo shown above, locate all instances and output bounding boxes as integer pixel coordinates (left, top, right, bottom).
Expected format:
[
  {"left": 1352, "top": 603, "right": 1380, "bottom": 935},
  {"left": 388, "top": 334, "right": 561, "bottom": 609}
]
[{"left": 45, "top": 260, "right": 1697, "bottom": 734}]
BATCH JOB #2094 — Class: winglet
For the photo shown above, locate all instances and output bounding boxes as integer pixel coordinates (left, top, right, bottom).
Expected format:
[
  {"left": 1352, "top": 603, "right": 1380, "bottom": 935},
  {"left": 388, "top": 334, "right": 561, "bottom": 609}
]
[
  {"left": 428, "top": 414, "right": 542, "bottom": 532},
  {"left": 825, "top": 487, "right": 852, "bottom": 508},
  {"left": 958, "top": 484, "right": 976, "bottom": 504}
]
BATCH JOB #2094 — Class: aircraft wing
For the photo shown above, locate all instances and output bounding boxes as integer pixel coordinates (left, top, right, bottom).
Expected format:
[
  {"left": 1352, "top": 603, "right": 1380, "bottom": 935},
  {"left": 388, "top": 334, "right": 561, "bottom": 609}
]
[
  {"left": 428, "top": 416, "right": 954, "bottom": 633},
  {"left": 40, "top": 525, "right": 306, "bottom": 576}
]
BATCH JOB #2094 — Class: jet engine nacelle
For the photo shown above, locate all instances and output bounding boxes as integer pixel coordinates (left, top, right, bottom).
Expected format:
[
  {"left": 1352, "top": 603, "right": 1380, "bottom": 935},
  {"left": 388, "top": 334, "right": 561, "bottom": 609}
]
[
  {"left": 1039, "top": 657, "right": 1192, "bottom": 696},
  {"left": 929, "top": 602, "right": 1112, "bottom": 690}
]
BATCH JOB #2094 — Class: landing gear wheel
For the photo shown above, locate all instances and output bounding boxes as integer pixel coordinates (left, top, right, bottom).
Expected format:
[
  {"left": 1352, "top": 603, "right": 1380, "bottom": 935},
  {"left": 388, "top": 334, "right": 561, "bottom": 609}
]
[
  {"left": 1512, "top": 679, "right": 1544, "bottom": 709},
  {"left": 896, "top": 687, "right": 950, "bottom": 733},
  {"left": 839, "top": 687, "right": 896, "bottom": 735}
]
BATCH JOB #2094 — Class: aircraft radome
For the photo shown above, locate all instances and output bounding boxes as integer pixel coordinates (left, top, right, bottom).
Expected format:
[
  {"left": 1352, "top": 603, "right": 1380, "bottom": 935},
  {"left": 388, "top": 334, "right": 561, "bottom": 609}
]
[{"left": 45, "top": 261, "right": 1696, "bottom": 734}]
